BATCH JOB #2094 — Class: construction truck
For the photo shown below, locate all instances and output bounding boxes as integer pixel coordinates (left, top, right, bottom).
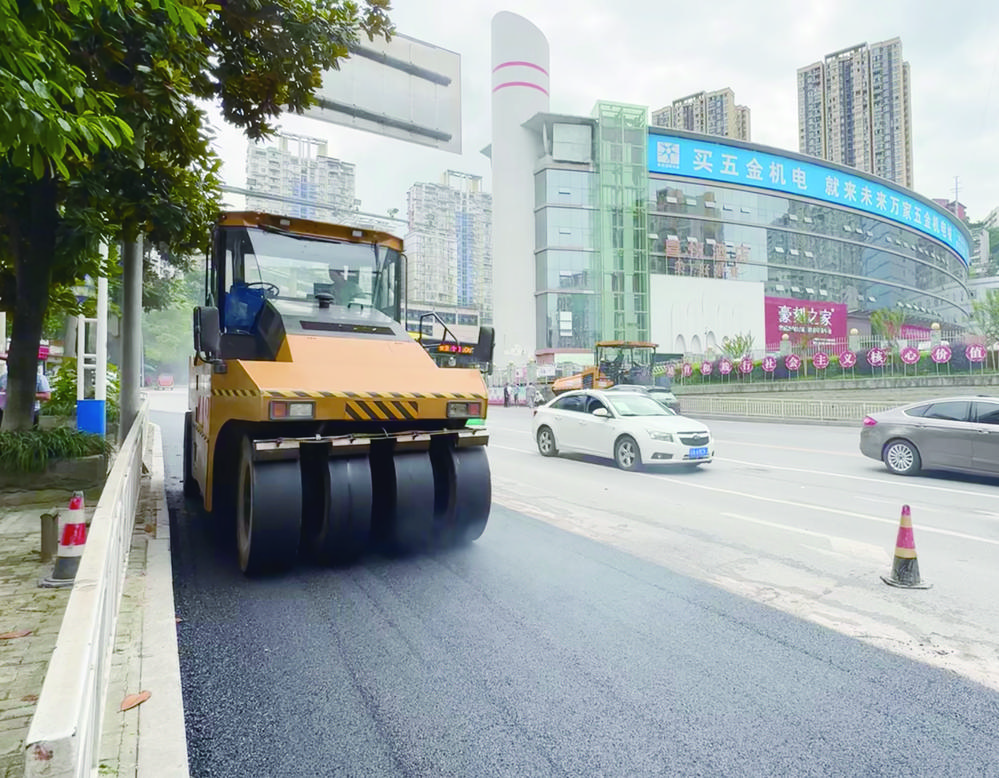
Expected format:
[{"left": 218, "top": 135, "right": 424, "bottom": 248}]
[
  {"left": 185, "top": 212, "right": 495, "bottom": 574},
  {"left": 551, "top": 341, "right": 657, "bottom": 394}
]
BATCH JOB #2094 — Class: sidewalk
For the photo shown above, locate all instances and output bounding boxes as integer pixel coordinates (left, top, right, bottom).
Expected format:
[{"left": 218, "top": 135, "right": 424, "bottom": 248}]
[
  {"left": 0, "top": 424, "right": 187, "bottom": 777},
  {"left": 0, "top": 490, "right": 96, "bottom": 778}
]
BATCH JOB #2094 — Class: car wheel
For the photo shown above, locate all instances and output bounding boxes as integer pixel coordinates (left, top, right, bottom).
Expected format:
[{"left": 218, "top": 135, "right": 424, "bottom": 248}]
[
  {"left": 614, "top": 435, "right": 642, "bottom": 471},
  {"left": 883, "top": 439, "right": 921, "bottom": 476},
  {"left": 536, "top": 426, "right": 558, "bottom": 457}
]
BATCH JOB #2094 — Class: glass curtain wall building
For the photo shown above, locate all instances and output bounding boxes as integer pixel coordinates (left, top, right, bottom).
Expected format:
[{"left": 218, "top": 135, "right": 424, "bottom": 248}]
[
  {"left": 645, "top": 128, "right": 969, "bottom": 322},
  {"left": 531, "top": 114, "right": 600, "bottom": 354},
  {"left": 525, "top": 104, "right": 970, "bottom": 360}
]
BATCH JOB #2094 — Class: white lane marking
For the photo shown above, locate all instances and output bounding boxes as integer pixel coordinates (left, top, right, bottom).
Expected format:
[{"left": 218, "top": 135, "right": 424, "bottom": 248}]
[
  {"left": 713, "top": 439, "right": 860, "bottom": 457},
  {"left": 491, "top": 443, "right": 538, "bottom": 454},
  {"left": 494, "top": 444, "right": 999, "bottom": 501},
  {"left": 718, "top": 456, "right": 999, "bottom": 499},
  {"left": 489, "top": 443, "right": 999, "bottom": 547},
  {"left": 632, "top": 471, "right": 999, "bottom": 546},
  {"left": 721, "top": 512, "right": 889, "bottom": 563}
]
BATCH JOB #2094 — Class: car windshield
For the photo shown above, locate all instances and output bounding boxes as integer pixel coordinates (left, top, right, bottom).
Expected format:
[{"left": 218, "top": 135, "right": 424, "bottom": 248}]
[{"left": 606, "top": 394, "right": 673, "bottom": 417}]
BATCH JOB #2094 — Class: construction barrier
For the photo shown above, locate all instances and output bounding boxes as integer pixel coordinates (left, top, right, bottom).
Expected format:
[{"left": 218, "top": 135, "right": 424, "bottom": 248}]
[
  {"left": 40, "top": 492, "right": 87, "bottom": 588},
  {"left": 25, "top": 399, "right": 149, "bottom": 777},
  {"left": 881, "top": 504, "right": 932, "bottom": 589}
]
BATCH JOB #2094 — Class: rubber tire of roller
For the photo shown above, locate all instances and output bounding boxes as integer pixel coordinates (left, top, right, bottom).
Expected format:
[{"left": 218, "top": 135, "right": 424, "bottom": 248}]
[
  {"left": 384, "top": 451, "right": 435, "bottom": 554},
  {"left": 433, "top": 445, "right": 491, "bottom": 547},
  {"left": 182, "top": 411, "right": 200, "bottom": 499},
  {"left": 236, "top": 437, "right": 302, "bottom": 575},
  {"left": 304, "top": 456, "right": 372, "bottom": 565}
]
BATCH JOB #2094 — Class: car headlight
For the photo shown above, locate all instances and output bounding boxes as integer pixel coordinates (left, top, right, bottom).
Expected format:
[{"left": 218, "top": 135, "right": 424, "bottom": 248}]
[{"left": 647, "top": 430, "right": 674, "bottom": 442}]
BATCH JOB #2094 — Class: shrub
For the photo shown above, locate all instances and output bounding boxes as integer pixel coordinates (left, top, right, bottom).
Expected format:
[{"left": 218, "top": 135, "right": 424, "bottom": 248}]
[
  {"left": 43, "top": 361, "right": 121, "bottom": 422},
  {"left": 0, "top": 427, "right": 113, "bottom": 474}
]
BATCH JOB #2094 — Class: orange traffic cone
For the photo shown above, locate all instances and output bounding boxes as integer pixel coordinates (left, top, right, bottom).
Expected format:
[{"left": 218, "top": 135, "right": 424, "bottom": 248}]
[
  {"left": 40, "top": 492, "right": 87, "bottom": 588},
  {"left": 881, "top": 504, "right": 931, "bottom": 589}
]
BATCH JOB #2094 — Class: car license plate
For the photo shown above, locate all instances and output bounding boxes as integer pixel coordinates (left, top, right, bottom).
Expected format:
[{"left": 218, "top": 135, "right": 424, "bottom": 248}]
[{"left": 689, "top": 447, "right": 708, "bottom": 459}]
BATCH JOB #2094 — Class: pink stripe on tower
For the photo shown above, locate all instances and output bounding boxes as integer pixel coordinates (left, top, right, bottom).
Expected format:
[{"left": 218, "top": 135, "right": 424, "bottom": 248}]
[
  {"left": 492, "top": 60, "right": 549, "bottom": 76},
  {"left": 492, "top": 81, "right": 549, "bottom": 96}
]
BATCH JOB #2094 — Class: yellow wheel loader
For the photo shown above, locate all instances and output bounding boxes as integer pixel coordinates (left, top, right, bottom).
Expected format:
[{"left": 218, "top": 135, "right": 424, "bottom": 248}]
[
  {"left": 551, "top": 341, "right": 657, "bottom": 394},
  {"left": 184, "top": 212, "right": 495, "bottom": 574}
]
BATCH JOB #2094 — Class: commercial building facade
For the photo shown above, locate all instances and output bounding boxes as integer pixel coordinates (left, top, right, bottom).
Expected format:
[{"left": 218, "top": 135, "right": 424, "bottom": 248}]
[
  {"left": 491, "top": 16, "right": 967, "bottom": 368},
  {"left": 513, "top": 103, "right": 970, "bottom": 365}
]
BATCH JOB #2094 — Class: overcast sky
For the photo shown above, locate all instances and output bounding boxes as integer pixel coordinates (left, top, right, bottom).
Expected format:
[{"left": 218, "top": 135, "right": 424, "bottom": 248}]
[{"left": 207, "top": 0, "right": 999, "bottom": 223}]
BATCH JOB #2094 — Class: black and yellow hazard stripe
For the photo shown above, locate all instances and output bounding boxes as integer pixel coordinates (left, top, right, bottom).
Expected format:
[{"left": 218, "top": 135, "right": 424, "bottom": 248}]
[
  {"left": 344, "top": 398, "right": 420, "bottom": 421},
  {"left": 264, "top": 389, "right": 338, "bottom": 399},
  {"left": 261, "top": 389, "right": 485, "bottom": 401},
  {"left": 213, "top": 387, "right": 485, "bottom": 422}
]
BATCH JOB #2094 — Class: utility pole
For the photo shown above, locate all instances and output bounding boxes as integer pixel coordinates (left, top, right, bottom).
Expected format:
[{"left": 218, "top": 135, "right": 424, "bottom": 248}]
[{"left": 119, "top": 129, "right": 145, "bottom": 441}]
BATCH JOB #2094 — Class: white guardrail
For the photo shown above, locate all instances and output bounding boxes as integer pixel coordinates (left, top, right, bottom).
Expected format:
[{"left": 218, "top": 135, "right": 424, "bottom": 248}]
[
  {"left": 678, "top": 396, "right": 898, "bottom": 422},
  {"left": 24, "top": 399, "right": 149, "bottom": 777}
]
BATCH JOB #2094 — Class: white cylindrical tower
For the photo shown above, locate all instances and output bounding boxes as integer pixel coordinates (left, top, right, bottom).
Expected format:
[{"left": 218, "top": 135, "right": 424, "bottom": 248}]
[{"left": 490, "top": 12, "right": 549, "bottom": 369}]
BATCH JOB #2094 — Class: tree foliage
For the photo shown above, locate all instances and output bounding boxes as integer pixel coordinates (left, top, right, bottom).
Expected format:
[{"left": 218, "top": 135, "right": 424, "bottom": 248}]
[
  {"left": 721, "top": 332, "right": 754, "bottom": 359},
  {"left": 143, "top": 269, "right": 204, "bottom": 375},
  {"left": 0, "top": 0, "right": 393, "bottom": 430},
  {"left": 870, "top": 308, "right": 907, "bottom": 343},
  {"left": 0, "top": 0, "right": 135, "bottom": 175},
  {"left": 972, "top": 289, "right": 999, "bottom": 369}
]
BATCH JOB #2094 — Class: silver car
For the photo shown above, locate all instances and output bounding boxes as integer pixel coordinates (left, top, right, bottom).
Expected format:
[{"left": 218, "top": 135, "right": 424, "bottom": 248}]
[
  {"left": 605, "top": 384, "right": 681, "bottom": 413},
  {"left": 859, "top": 396, "right": 999, "bottom": 476}
]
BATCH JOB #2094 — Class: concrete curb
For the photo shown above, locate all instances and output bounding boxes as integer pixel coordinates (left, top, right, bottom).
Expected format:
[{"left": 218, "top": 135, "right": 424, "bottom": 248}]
[{"left": 138, "top": 423, "right": 190, "bottom": 777}]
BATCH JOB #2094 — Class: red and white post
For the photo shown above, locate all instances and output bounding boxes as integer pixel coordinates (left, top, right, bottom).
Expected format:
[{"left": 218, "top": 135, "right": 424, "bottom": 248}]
[{"left": 40, "top": 492, "right": 88, "bottom": 588}]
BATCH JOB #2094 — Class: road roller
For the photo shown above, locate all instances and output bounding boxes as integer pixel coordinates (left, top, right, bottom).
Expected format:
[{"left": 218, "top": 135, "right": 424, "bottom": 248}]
[{"left": 184, "top": 212, "right": 495, "bottom": 574}]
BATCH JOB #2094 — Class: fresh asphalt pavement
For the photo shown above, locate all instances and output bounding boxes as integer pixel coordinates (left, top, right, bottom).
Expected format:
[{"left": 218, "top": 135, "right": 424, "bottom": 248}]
[
  {"left": 488, "top": 407, "right": 999, "bottom": 691},
  {"left": 149, "top": 393, "right": 999, "bottom": 777}
]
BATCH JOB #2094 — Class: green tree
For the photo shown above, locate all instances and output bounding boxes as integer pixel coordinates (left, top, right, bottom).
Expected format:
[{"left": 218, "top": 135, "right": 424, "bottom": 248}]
[
  {"left": 721, "top": 332, "right": 754, "bottom": 359},
  {"left": 143, "top": 268, "right": 203, "bottom": 376},
  {"left": 0, "top": 0, "right": 393, "bottom": 430},
  {"left": 870, "top": 308, "right": 907, "bottom": 343},
  {"left": 971, "top": 289, "right": 999, "bottom": 370},
  {"left": 989, "top": 226, "right": 999, "bottom": 276}
]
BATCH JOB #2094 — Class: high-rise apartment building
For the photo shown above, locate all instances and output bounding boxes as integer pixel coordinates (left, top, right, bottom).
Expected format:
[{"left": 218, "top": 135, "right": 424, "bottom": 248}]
[
  {"left": 405, "top": 171, "right": 493, "bottom": 334},
  {"left": 651, "top": 88, "right": 751, "bottom": 141},
  {"left": 797, "top": 38, "right": 913, "bottom": 188},
  {"left": 245, "top": 133, "right": 359, "bottom": 222}
]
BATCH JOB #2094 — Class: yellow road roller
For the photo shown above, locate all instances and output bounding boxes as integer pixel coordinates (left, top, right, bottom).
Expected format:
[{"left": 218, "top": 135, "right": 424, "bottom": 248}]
[{"left": 185, "top": 212, "right": 495, "bottom": 574}]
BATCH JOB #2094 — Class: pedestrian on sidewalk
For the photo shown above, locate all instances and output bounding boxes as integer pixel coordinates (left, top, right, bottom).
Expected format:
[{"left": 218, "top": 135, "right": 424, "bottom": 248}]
[
  {"left": 503, "top": 384, "right": 510, "bottom": 407},
  {"left": 0, "top": 362, "right": 51, "bottom": 428}
]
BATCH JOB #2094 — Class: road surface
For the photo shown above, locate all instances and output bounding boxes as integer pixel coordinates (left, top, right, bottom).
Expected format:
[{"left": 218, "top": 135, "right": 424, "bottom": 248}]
[{"left": 147, "top": 391, "right": 999, "bottom": 777}]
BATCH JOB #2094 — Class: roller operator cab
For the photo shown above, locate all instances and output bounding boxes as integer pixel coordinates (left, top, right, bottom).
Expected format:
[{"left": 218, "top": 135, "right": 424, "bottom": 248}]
[{"left": 185, "top": 212, "right": 496, "bottom": 574}]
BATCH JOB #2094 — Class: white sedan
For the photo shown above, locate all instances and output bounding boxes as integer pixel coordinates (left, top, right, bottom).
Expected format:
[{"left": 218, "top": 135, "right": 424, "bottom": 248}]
[{"left": 531, "top": 389, "right": 714, "bottom": 471}]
